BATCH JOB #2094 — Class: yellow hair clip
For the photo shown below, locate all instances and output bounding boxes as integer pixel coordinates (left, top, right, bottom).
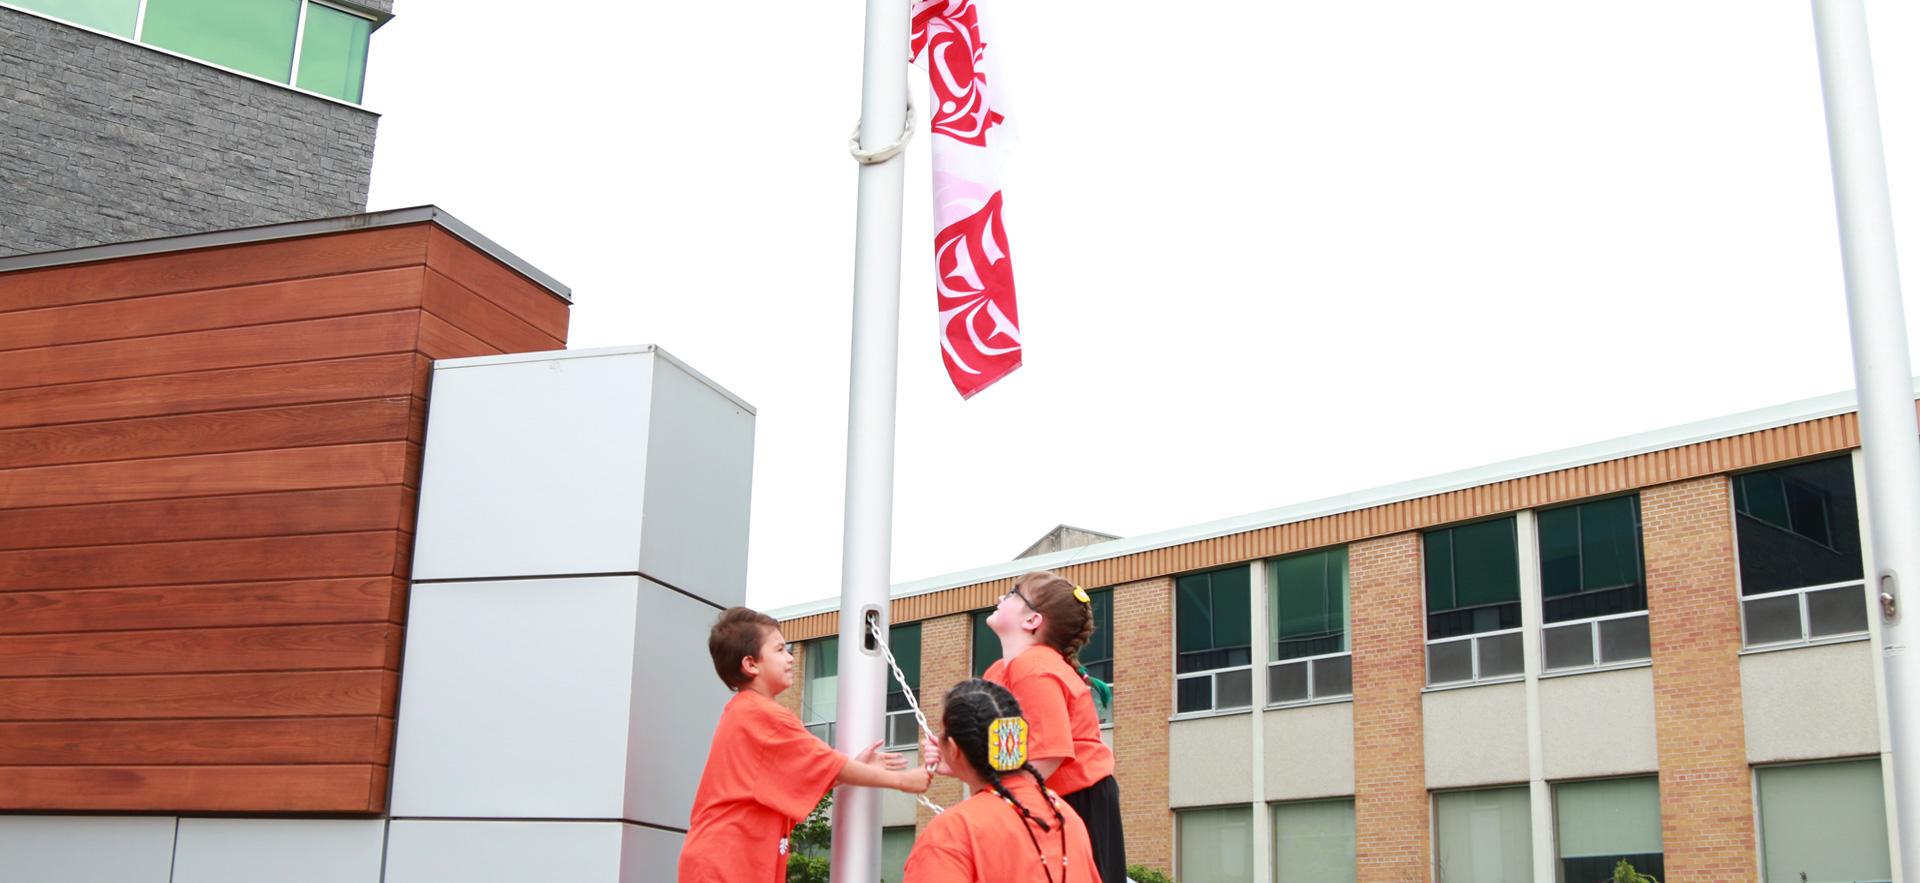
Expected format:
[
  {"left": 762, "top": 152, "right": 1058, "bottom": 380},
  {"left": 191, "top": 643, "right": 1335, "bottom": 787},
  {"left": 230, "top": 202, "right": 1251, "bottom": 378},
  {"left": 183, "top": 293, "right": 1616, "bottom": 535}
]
[
  {"left": 1072, "top": 585, "right": 1091, "bottom": 604},
  {"left": 987, "top": 716, "right": 1029, "bottom": 771}
]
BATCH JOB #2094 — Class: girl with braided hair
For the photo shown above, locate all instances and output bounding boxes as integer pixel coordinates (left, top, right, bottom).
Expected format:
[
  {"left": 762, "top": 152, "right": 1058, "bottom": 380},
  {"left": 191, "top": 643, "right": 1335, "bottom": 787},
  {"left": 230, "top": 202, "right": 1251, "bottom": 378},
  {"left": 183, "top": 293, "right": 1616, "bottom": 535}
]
[
  {"left": 903, "top": 679, "right": 1099, "bottom": 882},
  {"left": 926, "top": 569, "right": 1126, "bottom": 883}
]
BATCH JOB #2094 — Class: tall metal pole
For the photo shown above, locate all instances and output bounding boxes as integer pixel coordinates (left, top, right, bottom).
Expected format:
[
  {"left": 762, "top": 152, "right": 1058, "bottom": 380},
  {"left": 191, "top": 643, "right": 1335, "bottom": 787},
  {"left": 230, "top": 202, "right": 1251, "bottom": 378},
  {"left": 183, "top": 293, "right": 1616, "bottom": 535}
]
[
  {"left": 1812, "top": 0, "right": 1918, "bottom": 870},
  {"left": 830, "top": 0, "right": 909, "bottom": 876}
]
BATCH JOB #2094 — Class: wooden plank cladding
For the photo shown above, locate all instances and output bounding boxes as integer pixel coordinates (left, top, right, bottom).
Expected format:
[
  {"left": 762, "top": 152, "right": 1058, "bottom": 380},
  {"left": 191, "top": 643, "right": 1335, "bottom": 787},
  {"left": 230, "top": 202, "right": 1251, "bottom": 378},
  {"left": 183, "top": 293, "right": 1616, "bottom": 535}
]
[
  {"left": 0, "top": 217, "right": 569, "bottom": 814},
  {"left": 780, "top": 410, "right": 1869, "bottom": 642}
]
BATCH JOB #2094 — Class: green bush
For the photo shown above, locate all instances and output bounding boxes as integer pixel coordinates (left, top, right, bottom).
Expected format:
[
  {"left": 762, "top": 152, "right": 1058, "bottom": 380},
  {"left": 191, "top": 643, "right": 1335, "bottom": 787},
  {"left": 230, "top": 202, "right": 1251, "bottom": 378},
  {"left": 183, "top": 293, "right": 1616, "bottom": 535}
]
[
  {"left": 1612, "top": 858, "right": 1659, "bottom": 883},
  {"left": 1126, "top": 864, "right": 1176, "bottom": 883},
  {"left": 786, "top": 793, "right": 834, "bottom": 883}
]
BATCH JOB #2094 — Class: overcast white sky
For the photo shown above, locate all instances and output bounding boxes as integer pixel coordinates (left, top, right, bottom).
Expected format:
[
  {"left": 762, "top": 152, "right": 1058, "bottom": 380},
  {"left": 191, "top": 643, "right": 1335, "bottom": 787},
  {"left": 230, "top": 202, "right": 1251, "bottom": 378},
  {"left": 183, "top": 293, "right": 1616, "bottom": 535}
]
[{"left": 364, "top": 2, "right": 1920, "bottom": 613}]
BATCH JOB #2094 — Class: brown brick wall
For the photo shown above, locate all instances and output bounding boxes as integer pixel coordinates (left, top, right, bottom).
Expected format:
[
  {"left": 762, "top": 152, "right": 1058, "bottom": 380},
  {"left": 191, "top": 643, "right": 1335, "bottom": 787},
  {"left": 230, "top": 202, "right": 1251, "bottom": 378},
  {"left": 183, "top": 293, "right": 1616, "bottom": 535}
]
[
  {"left": 1349, "top": 533, "right": 1429, "bottom": 882},
  {"left": 917, "top": 613, "right": 972, "bottom": 829},
  {"left": 1110, "top": 576, "right": 1174, "bottom": 874},
  {"left": 1643, "top": 478, "right": 1756, "bottom": 881}
]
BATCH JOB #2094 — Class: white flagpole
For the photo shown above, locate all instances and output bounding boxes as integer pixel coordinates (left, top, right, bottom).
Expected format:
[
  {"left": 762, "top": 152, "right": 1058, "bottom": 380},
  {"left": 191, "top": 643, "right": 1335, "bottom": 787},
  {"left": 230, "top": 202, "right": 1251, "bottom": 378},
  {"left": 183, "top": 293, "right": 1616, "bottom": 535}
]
[
  {"left": 1811, "top": 0, "right": 1918, "bottom": 872},
  {"left": 830, "top": 0, "right": 910, "bottom": 875}
]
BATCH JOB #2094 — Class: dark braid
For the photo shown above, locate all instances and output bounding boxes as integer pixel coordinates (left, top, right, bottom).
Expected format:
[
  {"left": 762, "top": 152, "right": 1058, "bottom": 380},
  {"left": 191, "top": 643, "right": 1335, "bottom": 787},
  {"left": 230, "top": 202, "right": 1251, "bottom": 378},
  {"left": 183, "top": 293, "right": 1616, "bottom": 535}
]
[{"left": 941, "top": 680, "right": 1072, "bottom": 876}]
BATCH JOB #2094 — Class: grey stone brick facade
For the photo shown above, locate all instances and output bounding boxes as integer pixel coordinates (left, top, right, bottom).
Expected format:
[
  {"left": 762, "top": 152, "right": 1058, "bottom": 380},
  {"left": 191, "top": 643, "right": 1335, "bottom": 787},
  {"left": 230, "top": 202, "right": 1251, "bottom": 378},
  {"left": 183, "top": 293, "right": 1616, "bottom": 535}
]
[{"left": 0, "top": 5, "right": 380, "bottom": 256}]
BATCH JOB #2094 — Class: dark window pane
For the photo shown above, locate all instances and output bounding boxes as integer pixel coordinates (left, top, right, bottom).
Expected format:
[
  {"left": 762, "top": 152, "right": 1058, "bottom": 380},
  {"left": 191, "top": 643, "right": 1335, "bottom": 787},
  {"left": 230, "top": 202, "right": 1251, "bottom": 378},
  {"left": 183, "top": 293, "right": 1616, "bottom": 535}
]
[
  {"left": 888, "top": 623, "right": 920, "bottom": 694},
  {"left": 1177, "top": 573, "right": 1214, "bottom": 653},
  {"left": 1273, "top": 553, "right": 1333, "bottom": 640},
  {"left": 1807, "top": 585, "right": 1871, "bottom": 637},
  {"left": 1425, "top": 530, "right": 1456, "bottom": 613},
  {"left": 1544, "top": 623, "right": 1594, "bottom": 670},
  {"left": 1538, "top": 506, "right": 1582, "bottom": 597},
  {"left": 1598, "top": 615, "right": 1651, "bottom": 663},
  {"left": 1428, "top": 640, "right": 1473, "bottom": 685},
  {"left": 1580, "top": 496, "right": 1641, "bottom": 591},
  {"left": 1314, "top": 654, "right": 1353, "bottom": 698},
  {"left": 1561, "top": 854, "right": 1663, "bottom": 883},
  {"left": 1428, "top": 601, "right": 1522, "bottom": 640},
  {"left": 1177, "top": 677, "right": 1212, "bottom": 713},
  {"left": 1453, "top": 518, "right": 1520, "bottom": 607},
  {"left": 1736, "top": 457, "right": 1865, "bottom": 595},
  {"left": 1179, "top": 646, "right": 1249, "bottom": 674},
  {"left": 887, "top": 712, "right": 918, "bottom": 747},
  {"left": 1215, "top": 668, "right": 1252, "bottom": 709},
  {"left": 1543, "top": 584, "right": 1647, "bottom": 624},
  {"left": 1743, "top": 595, "right": 1804, "bottom": 645},
  {"left": 1084, "top": 660, "right": 1113, "bottom": 684},
  {"left": 1211, "top": 567, "right": 1253, "bottom": 650},
  {"left": 971, "top": 611, "right": 1000, "bottom": 677},
  {"left": 1478, "top": 631, "right": 1524, "bottom": 678},
  {"left": 1269, "top": 661, "right": 1309, "bottom": 704},
  {"left": 1083, "top": 589, "right": 1114, "bottom": 666}
]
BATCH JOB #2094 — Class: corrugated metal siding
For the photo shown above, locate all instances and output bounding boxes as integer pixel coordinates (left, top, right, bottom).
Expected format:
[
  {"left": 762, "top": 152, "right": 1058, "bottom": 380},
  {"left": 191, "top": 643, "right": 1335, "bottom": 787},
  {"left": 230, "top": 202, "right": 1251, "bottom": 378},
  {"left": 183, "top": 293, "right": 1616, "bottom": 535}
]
[{"left": 780, "top": 412, "right": 1864, "bottom": 641}]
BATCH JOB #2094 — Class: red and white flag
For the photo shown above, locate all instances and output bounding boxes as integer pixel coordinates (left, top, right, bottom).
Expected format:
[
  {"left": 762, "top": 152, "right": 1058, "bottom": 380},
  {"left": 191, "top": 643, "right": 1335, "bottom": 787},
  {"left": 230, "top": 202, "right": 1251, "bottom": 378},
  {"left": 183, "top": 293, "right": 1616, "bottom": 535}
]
[{"left": 911, "top": 0, "right": 1020, "bottom": 399}]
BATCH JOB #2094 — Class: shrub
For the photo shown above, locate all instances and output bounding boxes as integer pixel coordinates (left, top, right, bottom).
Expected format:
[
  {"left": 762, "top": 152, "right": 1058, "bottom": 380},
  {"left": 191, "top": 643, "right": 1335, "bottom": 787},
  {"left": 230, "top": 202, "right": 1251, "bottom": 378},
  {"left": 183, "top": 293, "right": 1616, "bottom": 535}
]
[{"left": 1127, "top": 864, "right": 1177, "bottom": 883}]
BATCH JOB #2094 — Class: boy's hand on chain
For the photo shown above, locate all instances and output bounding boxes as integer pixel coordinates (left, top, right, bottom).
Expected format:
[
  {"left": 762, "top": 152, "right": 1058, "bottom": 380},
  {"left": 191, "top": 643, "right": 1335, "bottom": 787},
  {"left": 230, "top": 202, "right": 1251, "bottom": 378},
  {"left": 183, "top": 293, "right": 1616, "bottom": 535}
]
[{"left": 855, "top": 740, "right": 909, "bottom": 771}]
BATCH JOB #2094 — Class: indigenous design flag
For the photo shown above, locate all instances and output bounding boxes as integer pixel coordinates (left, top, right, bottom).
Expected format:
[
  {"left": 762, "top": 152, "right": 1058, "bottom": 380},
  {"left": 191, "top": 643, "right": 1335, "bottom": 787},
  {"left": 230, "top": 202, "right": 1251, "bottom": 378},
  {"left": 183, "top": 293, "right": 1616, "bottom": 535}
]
[{"left": 911, "top": 0, "right": 1021, "bottom": 399}]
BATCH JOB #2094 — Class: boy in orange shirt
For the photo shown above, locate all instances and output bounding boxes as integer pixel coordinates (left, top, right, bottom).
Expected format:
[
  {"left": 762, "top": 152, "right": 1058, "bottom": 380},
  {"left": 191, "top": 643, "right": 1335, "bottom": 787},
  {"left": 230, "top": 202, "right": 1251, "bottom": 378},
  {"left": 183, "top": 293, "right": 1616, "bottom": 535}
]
[
  {"left": 903, "top": 679, "right": 1100, "bottom": 882},
  {"left": 679, "top": 607, "right": 932, "bottom": 883}
]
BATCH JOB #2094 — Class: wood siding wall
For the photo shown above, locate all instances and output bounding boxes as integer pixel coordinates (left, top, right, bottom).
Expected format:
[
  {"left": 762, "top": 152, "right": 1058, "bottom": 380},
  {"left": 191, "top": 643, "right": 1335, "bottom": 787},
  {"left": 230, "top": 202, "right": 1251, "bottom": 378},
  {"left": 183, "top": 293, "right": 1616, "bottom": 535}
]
[{"left": 0, "top": 223, "right": 568, "bottom": 813}]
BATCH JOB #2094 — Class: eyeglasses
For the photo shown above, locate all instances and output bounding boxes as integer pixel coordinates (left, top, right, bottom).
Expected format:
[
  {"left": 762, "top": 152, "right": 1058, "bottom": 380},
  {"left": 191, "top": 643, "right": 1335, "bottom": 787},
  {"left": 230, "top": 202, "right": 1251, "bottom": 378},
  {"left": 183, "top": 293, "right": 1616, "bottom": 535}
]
[{"left": 1002, "top": 585, "right": 1039, "bottom": 613}]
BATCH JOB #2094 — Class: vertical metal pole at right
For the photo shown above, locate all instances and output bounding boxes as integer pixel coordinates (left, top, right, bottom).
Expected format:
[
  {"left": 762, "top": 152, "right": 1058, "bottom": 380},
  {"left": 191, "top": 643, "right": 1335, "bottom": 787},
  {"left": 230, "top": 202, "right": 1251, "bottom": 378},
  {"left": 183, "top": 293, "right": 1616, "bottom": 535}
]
[{"left": 1811, "top": 0, "right": 1919, "bottom": 871}]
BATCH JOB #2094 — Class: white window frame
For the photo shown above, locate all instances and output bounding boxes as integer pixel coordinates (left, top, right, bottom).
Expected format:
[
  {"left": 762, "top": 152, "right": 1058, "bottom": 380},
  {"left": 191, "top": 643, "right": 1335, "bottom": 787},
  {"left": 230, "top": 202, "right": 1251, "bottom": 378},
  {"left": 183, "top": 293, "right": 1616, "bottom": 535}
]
[
  {"left": 1174, "top": 662, "right": 1255, "bottom": 719},
  {"left": 1265, "top": 648, "right": 1354, "bottom": 707},
  {"left": 1539, "top": 608, "right": 1651, "bottom": 676},
  {"left": 1424, "top": 625, "right": 1526, "bottom": 688},
  {"left": 1738, "top": 578, "right": 1872, "bottom": 651},
  {"left": 882, "top": 708, "right": 918, "bottom": 750}
]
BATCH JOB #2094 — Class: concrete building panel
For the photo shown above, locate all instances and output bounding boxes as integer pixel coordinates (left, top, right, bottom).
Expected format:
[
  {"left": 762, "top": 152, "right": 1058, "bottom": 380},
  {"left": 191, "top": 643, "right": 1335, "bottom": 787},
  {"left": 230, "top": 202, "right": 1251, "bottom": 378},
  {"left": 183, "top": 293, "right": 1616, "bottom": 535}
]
[
  {"left": 1539, "top": 667, "right": 1659, "bottom": 780},
  {"left": 1168, "top": 714, "right": 1255, "bottom": 807},
  {"left": 1422, "top": 682, "right": 1528, "bottom": 790},
  {"left": 1264, "top": 703, "right": 1355, "bottom": 801},
  {"left": 1742, "top": 641, "right": 1881, "bottom": 763}
]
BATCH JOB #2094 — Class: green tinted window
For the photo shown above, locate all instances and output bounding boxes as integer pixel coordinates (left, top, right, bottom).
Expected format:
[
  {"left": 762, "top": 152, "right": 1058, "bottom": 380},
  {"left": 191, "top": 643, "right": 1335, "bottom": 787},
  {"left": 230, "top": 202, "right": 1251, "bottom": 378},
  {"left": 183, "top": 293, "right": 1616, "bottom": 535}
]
[
  {"left": 887, "top": 623, "right": 920, "bottom": 696},
  {"left": 14, "top": 0, "right": 138, "bottom": 35},
  {"left": 802, "top": 637, "right": 838, "bottom": 724},
  {"left": 1270, "top": 547, "right": 1348, "bottom": 660},
  {"left": 1424, "top": 530, "right": 1456, "bottom": 612},
  {"left": 1538, "top": 507, "right": 1581, "bottom": 597},
  {"left": 1210, "top": 566, "right": 1252, "bottom": 649},
  {"left": 970, "top": 611, "right": 999, "bottom": 677},
  {"left": 1580, "top": 496, "right": 1639, "bottom": 589},
  {"left": 142, "top": 0, "right": 301, "bottom": 82},
  {"left": 1452, "top": 519, "right": 1519, "bottom": 607},
  {"left": 1176, "top": 573, "right": 1216, "bottom": 652},
  {"left": 1082, "top": 589, "right": 1113, "bottom": 667},
  {"left": 295, "top": 2, "right": 371, "bottom": 101}
]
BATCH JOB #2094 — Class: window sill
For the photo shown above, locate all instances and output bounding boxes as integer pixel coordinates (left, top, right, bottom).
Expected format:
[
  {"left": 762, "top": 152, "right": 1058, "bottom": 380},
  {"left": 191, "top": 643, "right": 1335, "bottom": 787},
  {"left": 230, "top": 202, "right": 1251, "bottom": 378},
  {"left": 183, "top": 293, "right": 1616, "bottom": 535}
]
[
  {"left": 1168, "top": 706, "right": 1254, "bottom": 724},
  {"left": 1539, "top": 658, "right": 1653, "bottom": 680},
  {"left": 1422, "top": 674, "right": 1524, "bottom": 694},
  {"left": 1265, "top": 694, "right": 1354, "bottom": 711},
  {"left": 1739, "top": 632, "right": 1871, "bottom": 656}
]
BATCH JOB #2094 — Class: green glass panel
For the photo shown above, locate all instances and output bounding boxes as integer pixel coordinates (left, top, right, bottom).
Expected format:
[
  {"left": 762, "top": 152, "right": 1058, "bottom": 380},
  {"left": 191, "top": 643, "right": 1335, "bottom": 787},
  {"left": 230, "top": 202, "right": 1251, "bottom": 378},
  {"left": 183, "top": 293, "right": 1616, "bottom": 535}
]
[
  {"left": 294, "top": 2, "right": 370, "bottom": 102},
  {"left": 1273, "top": 552, "right": 1332, "bottom": 639},
  {"left": 1756, "top": 760, "right": 1891, "bottom": 883},
  {"left": 802, "top": 637, "right": 838, "bottom": 724},
  {"left": 1537, "top": 506, "right": 1581, "bottom": 597},
  {"left": 880, "top": 826, "right": 915, "bottom": 883},
  {"left": 1740, "top": 473, "right": 1792, "bottom": 529},
  {"left": 1083, "top": 589, "right": 1113, "bottom": 665},
  {"left": 1580, "top": 496, "right": 1641, "bottom": 590},
  {"left": 1211, "top": 566, "right": 1253, "bottom": 649},
  {"left": 1272, "top": 799, "right": 1356, "bottom": 882},
  {"left": 1177, "top": 573, "right": 1215, "bottom": 653},
  {"left": 888, "top": 623, "right": 920, "bottom": 693},
  {"left": 1556, "top": 777, "right": 1661, "bottom": 857},
  {"left": 1435, "top": 787, "right": 1531, "bottom": 882},
  {"left": 1179, "top": 805, "right": 1254, "bottom": 883},
  {"left": 1452, "top": 518, "right": 1520, "bottom": 607},
  {"left": 142, "top": 0, "right": 301, "bottom": 82},
  {"left": 13, "top": 0, "right": 138, "bottom": 35},
  {"left": 1330, "top": 547, "right": 1350, "bottom": 650},
  {"left": 970, "top": 611, "right": 999, "bottom": 677},
  {"left": 1424, "top": 530, "right": 1456, "bottom": 612}
]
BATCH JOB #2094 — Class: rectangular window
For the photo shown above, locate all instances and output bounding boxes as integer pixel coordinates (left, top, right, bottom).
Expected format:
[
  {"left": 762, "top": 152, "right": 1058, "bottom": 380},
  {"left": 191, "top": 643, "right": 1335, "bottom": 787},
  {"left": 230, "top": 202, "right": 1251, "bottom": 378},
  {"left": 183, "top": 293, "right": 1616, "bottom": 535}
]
[
  {"left": 1082, "top": 588, "right": 1115, "bottom": 724},
  {"left": 1271, "top": 798, "right": 1355, "bottom": 882},
  {"left": 12, "top": 0, "right": 139, "bottom": 35},
  {"left": 1735, "top": 456, "right": 1870, "bottom": 648},
  {"left": 1424, "top": 518, "right": 1523, "bottom": 686},
  {"left": 1178, "top": 805, "right": 1253, "bottom": 883},
  {"left": 1176, "top": 566, "right": 1253, "bottom": 714},
  {"left": 1555, "top": 777, "right": 1663, "bottom": 882},
  {"left": 970, "top": 610, "right": 998, "bottom": 678},
  {"left": 1756, "top": 759, "right": 1891, "bottom": 883},
  {"left": 802, "top": 637, "right": 837, "bottom": 745},
  {"left": 880, "top": 825, "right": 915, "bottom": 883},
  {"left": 1538, "top": 497, "right": 1650, "bottom": 672},
  {"left": 294, "top": 1, "right": 372, "bottom": 102},
  {"left": 1434, "top": 787, "right": 1531, "bottom": 881},
  {"left": 1267, "top": 547, "right": 1352, "bottom": 705},
  {"left": 884, "top": 624, "right": 921, "bottom": 748},
  {"left": 141, "top": 0, "right": 303, "bottom": 82}
]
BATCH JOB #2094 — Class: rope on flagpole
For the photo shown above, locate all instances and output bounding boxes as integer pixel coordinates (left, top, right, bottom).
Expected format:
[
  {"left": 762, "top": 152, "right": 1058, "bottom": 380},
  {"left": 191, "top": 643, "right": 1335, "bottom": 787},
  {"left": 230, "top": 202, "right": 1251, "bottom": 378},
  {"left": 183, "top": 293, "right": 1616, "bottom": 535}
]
[
  {"left": 849, "top": 98, "right": 916, "bottom": 165},
  {"left": 866, "top": 615, "right": 946, "bottom": 815}
]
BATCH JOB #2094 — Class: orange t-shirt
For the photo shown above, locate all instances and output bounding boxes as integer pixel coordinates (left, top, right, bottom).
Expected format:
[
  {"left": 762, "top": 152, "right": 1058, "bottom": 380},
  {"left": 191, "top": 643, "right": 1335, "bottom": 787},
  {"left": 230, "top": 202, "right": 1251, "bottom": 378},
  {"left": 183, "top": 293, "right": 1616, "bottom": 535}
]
[
  {"left": 678, "top": 689, "right": 849, "bottom": 883},
  {"left": 903, "top": 773, "right": 1100, "bottom": 883},
  {"left": 982, "top": 646, "right": 1115, "bottom": 795}
]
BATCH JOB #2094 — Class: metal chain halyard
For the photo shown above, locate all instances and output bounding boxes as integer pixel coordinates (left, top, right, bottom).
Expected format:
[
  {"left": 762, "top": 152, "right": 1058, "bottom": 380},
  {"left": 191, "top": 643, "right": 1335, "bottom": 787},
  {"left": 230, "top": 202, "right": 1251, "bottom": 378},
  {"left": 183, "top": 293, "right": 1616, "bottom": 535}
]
[{"left": 867, "top": 615, "right": 946, "bottom": 815}]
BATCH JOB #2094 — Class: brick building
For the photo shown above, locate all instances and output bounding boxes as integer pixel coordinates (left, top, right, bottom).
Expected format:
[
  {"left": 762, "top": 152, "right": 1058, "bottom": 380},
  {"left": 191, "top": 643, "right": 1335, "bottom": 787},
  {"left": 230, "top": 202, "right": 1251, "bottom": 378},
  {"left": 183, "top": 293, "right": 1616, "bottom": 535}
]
[{"left": 772, "top": 390, "right": 1904, "bottom": 883}]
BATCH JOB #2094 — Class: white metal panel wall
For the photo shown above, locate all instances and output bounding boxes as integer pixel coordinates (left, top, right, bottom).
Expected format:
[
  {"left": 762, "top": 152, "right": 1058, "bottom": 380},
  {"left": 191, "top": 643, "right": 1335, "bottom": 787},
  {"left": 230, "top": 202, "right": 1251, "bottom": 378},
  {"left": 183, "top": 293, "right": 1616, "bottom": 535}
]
[
  {"left": 0, "top": 816, "right": 176, "bottom": 883},
  {"left": 384, "top": 821, "right": 629, "bottom": 883},
  {"left": 171, "top": 819, "right": 385, "bottom": 883}
]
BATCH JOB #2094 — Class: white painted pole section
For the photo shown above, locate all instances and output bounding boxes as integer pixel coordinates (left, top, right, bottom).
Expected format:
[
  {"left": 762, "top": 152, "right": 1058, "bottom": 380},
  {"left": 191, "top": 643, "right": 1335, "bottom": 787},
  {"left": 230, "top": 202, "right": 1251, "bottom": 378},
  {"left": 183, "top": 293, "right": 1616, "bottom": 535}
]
[
  {"left": 829, "top": 0, "right": 910, "bottom": 876},
  {"left": 1515, "top": 512, "right": 1556, "bottom": 883},
  {"left": 1811, "top": 1, "right": 1919, "bottom": 871},
  {"left": 1247, "top": 560, "right": 1271, "bottom": 881}
]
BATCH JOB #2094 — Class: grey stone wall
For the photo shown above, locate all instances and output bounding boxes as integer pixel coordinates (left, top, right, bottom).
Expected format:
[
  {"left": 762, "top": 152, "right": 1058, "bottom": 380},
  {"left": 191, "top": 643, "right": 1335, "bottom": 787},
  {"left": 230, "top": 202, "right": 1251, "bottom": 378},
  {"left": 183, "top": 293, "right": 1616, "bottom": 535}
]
[{"left": 0, "top": 6, "right": 380, "bottom": 256}]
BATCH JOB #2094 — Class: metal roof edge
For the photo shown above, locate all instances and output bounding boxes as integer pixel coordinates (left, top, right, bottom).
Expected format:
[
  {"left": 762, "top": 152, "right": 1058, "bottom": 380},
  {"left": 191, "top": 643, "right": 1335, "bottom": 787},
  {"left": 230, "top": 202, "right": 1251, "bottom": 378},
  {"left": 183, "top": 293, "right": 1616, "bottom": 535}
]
[
  {"left": 431, "top": 344, "right": 756, "bottom": 416},
  {"left": 766, "top": 382, "right": 1904, "bottom": 621},
  {"left": 0, "top": 205, "right": 572, "bottom": 303}
]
